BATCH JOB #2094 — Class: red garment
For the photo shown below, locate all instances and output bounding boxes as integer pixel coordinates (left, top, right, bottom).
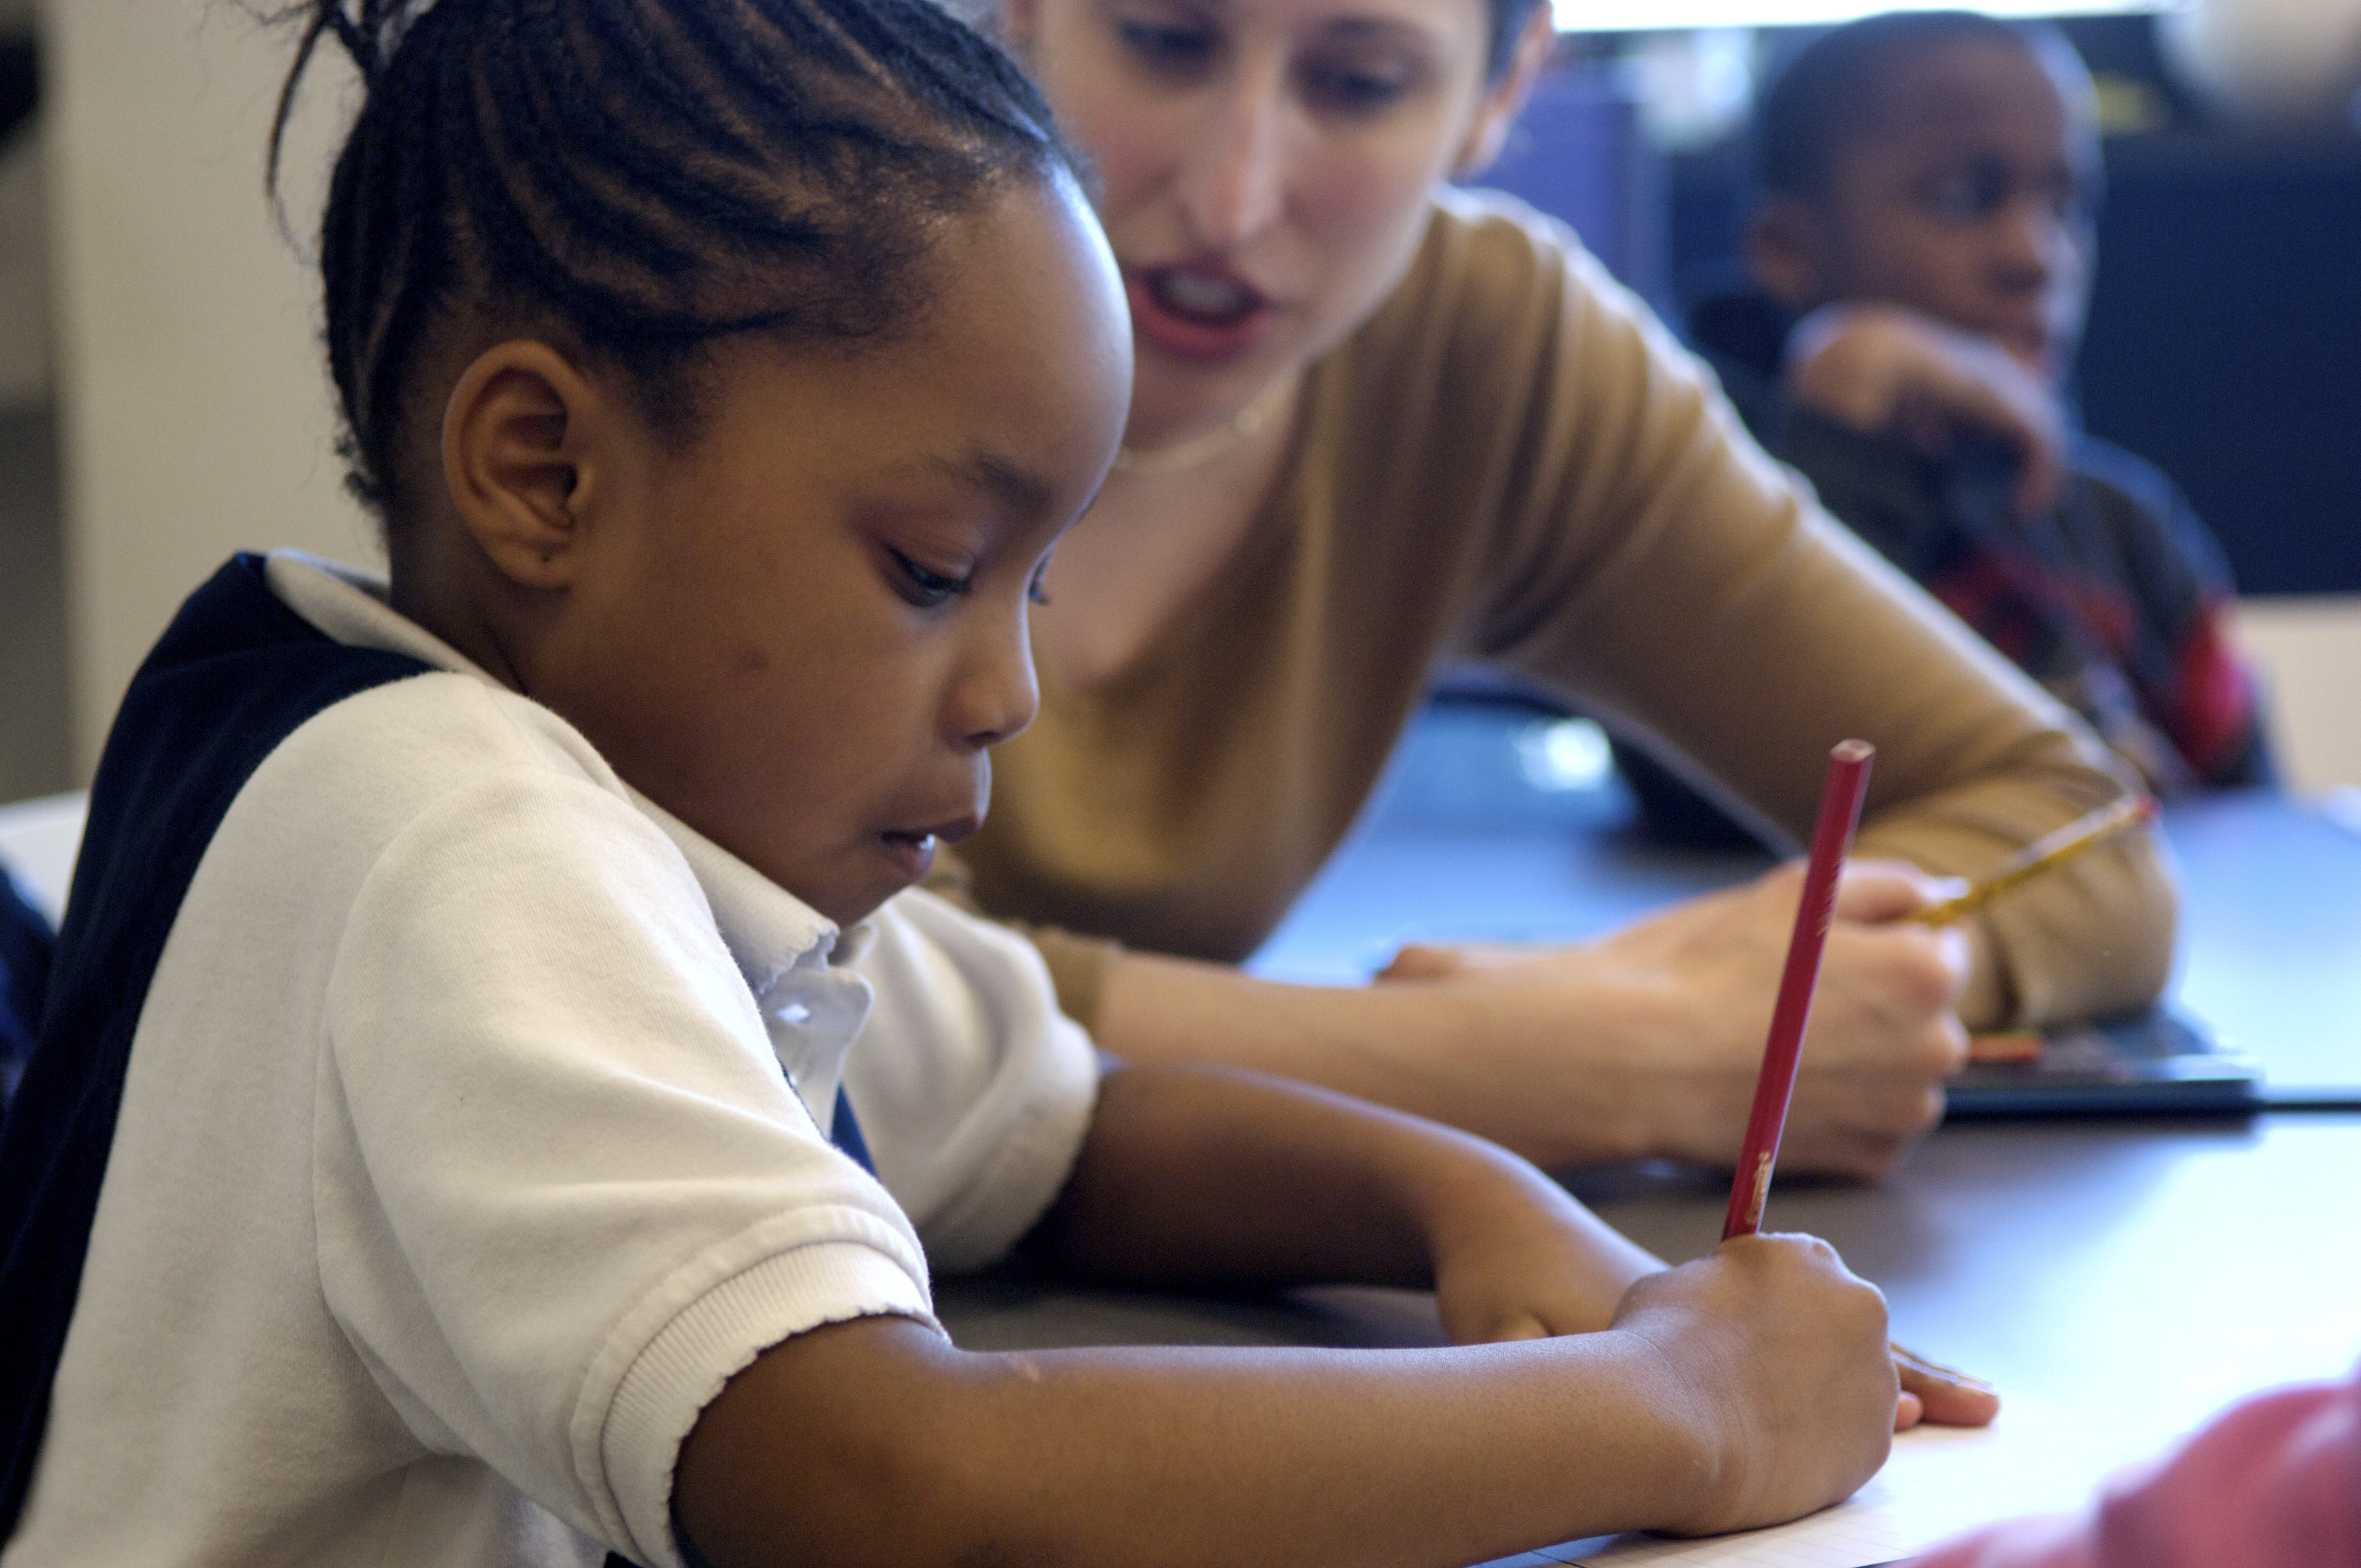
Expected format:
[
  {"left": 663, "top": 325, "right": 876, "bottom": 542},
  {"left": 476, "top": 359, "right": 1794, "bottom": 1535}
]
[{"left": 1912, "top": 1368, "right": 2361, "bottom": 1567}]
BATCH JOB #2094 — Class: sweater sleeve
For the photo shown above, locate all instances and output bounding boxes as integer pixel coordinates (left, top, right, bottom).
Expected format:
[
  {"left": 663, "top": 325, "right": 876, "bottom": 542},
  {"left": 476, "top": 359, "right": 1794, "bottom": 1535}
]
[{"left": 1452, "top": 206, "right": 2175, "bottom": 1026}]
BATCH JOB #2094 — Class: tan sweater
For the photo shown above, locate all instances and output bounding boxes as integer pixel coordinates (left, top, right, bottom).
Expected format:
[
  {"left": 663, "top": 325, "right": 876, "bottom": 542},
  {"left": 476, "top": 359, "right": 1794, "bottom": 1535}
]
[{"left": 954, "top": 190, "right": 2175, "bottom": 1033}]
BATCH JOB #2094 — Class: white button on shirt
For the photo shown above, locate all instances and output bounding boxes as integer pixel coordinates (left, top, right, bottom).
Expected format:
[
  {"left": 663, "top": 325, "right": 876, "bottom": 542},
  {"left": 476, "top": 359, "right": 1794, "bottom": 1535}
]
[{"left": 625, "top": 787, "right": 879, "bottom": 1142}]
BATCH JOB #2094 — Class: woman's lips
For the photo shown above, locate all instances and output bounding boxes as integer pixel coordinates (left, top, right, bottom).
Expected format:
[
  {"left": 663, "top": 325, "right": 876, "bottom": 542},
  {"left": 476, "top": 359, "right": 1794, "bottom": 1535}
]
[{"left": 1125, "top": 265, "right": 1278, "bottom": 363}]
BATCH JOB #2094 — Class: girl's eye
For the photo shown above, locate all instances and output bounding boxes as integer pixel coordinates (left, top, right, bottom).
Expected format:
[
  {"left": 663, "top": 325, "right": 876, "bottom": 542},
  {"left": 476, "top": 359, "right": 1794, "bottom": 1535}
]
[
  {"left": 1118, "top": 19, "right": 1216, "bottom": 75},
  {"left": 889, "top": 549, "right": 972, "bottom": 608}
]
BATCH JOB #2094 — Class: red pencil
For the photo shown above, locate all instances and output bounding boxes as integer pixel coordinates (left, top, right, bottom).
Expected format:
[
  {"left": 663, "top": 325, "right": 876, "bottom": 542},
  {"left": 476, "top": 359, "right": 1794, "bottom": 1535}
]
[{"left": 1722, "top": 739, "right": 1876, "bottom": 1242}]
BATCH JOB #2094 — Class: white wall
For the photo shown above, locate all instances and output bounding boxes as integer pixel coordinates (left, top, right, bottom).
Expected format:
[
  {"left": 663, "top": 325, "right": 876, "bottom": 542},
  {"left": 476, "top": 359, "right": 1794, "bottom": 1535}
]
[
  {"left": 42, "top": 0, "right": 378, "bottom": 778},
  {"left": 0, "top": 122, "right": 53, "bottom": 411},
  {"left": 2235, "top": 596, "right": 2361, "bottom": 792}
]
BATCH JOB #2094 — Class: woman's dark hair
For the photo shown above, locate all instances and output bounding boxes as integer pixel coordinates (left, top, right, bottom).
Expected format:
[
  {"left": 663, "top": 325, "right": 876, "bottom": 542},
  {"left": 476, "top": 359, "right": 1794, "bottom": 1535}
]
[
  {"left": 268, "top": 0, "right": 1076, "bottom": 521},
  {"left": 1756, "top": 10, "right": 2036, "bottom": 200}
]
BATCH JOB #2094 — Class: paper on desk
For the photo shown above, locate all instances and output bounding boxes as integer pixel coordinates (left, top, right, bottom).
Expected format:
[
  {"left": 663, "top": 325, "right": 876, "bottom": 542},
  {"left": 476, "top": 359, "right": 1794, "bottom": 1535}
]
[{"left": 1478, "top": 1395, "right": 2168, "bottom": 1568}]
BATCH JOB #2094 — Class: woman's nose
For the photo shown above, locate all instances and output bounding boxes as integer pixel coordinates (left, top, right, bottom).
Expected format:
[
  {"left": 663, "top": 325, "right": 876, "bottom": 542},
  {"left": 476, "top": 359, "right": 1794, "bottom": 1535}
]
[{"left": 1176, "top": 62, "right": 1288, "bottom": 249}]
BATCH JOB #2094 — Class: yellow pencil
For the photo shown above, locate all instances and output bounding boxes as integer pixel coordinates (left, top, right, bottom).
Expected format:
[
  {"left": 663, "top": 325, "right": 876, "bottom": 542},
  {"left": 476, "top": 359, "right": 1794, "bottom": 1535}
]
[{"left": 1910, "top": 794, "right": 2161, "bottom": 926}]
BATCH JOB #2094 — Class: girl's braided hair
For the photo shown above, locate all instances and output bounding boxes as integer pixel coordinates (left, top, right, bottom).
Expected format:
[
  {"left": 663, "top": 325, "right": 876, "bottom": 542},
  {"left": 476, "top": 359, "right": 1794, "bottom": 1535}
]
[{"left": 266, "top": 0, "right": 1076, "bottom": 522}]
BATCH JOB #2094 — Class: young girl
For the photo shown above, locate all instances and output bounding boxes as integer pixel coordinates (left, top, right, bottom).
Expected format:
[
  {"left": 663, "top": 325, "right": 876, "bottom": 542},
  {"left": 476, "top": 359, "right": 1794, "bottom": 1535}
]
[{"left": 0, "top": 3, "right": 1984, "bottom": 1565}]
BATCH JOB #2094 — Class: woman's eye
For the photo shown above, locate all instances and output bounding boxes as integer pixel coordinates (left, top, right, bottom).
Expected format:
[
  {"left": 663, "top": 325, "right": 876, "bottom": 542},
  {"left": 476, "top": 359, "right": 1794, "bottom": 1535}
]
[
  {"left": 1118, "top": 19, "right": 1215, "bottom": 74},
  {"left": 1302, "top": 59, "right": 1415, "bottom": 115},
  {"left": 889, "top": 549, "right": 972, "bottom": 608}
]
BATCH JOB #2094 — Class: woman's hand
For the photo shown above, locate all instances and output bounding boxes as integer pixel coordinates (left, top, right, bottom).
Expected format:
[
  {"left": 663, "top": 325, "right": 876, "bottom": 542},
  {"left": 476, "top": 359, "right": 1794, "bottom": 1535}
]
[
  {"left": 1784, "top": 301, "right": 2065, "bottom": 518},
  {"left": 1380, "top": 860, "right": 1974, "bottom": 1177}
]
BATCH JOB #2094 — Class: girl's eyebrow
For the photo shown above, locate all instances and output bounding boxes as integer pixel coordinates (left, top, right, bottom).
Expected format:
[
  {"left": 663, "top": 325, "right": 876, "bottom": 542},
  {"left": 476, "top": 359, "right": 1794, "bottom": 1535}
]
[{"left": 904, "top": 448, "right": 1059, "bottom": 521}]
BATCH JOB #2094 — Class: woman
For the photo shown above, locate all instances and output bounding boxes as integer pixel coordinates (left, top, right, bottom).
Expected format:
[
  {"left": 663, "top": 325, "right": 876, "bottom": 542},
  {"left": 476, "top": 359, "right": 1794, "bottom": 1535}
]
[{"left": 944, "top": 0, "right": 2174, "bottom": 1175}]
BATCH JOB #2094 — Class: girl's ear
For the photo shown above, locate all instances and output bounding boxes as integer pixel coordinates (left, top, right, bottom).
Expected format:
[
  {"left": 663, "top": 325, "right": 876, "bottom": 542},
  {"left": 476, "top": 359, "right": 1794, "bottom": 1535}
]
[
  {"left": 1451, "top": 8, "right": 1557, "bottom": 181},
  {"left": 440, "top": 341, "right": 612, "bottom": 592}
]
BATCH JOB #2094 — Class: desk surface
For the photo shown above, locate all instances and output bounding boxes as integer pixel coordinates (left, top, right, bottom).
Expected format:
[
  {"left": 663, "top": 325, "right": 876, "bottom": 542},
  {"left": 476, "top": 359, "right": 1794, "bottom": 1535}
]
[
  {"left": 942, "top": 1114, "right": 2361, "bottom": 1440},
  {"left": 943, "top": 710, "right": 2361, "bottom": 1461}
]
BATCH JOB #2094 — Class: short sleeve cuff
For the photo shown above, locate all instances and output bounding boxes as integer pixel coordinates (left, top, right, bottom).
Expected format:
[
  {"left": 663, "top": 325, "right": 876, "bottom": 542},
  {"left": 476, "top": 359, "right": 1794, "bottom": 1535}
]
[
  {"left": 600, "top": 1233, "right": 939, "bottom": 1567},
  {"left": 917, "top": 1008, "right": 1099, "bottom": 1275}
]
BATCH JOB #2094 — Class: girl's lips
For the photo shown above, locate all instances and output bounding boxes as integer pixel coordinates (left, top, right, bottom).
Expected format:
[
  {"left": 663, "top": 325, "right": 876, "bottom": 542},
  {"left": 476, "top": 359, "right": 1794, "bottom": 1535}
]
[
  {"left": 877, "top": 830, "right": 939, "bottom": 884},
  {"left": 877, "top": 810, "right": 978, "bottom": 885},
  {"left": 1125, "top": 266, "right": 1278, "bottom": 363}
]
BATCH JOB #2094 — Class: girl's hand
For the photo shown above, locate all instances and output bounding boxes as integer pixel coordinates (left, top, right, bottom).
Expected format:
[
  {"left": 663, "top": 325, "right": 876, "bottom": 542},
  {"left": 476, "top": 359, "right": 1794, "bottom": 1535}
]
[
  {"left": 1416, "top": 1143, "right": 2002, "bottom": 1436},
  {"left": 1618, "top": 1234, "right": 1900, "bottom": 1537},
  {"left": 1894, "top": 1342, "right": 2002, "bottom": 1430},
  {"left": 1419, "top": 1144, "right": 1666, "bottom": 1343},
  {"left": 1380, "top": 859, "right": 1973, "bottom": 1178}
]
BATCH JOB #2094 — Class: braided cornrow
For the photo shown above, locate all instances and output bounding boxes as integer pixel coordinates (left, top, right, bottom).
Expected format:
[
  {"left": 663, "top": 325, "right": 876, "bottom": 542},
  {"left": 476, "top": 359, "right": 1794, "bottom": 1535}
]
[{"left": 268, "top": 0, "right": 1074, "bottom": 523}]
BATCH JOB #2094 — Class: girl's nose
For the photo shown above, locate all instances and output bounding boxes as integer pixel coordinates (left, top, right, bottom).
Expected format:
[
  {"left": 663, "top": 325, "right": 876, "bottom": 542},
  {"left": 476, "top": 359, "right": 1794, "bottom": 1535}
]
[
  {"left": 949, "top": 610, "right": 1041, "bottom": 752},
  {"left": 1176, "top": 61, "right": 1288, "bottom": 249}
]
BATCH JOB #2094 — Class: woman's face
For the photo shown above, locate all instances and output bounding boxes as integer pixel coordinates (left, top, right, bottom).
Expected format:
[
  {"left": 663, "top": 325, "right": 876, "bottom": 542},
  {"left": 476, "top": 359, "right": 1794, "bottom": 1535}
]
[{"left": 1010, "top": 0, "right": 1533, "bottom": 445}]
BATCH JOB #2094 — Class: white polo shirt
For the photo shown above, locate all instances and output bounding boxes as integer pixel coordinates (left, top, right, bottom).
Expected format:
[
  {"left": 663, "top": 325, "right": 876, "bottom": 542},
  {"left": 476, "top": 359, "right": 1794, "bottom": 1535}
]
[{"left": 2, "top": 553, "right": 1098, "bottom": 1568}]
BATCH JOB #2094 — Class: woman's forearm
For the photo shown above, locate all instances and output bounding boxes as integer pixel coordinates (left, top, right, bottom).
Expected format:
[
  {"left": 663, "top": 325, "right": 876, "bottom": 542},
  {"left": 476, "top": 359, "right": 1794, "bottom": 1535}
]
[
  {"left": 1094, "top": 949, "right": 1676, "bottom": 1168},
  {"left": 1090, "top": 863, "right": 1979, "bottom": 1180}
]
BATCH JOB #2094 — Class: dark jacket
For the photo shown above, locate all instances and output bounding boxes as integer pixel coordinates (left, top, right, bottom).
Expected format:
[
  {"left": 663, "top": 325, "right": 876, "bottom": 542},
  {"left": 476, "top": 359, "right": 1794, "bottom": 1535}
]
[{"left": 1629, "top": 291, "right": 2272, "bottom": 846}]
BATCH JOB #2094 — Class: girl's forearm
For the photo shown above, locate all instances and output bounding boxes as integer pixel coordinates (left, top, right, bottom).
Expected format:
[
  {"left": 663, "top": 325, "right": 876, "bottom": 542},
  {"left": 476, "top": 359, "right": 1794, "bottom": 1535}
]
[
  {"left": 1030, "top": 1058, "right": 1620, "bottom": 1290},
  {"left": 674, "top": 1313, "right": 1716, "bottom": 1568},
  {"left": 1027, "top": 1060, "right": 1664, "bottom": 1340}
]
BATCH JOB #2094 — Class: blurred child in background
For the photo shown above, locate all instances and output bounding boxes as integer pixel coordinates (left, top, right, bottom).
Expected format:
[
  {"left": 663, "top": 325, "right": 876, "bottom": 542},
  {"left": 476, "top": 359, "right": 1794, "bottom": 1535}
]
[{"left": 1631, "top": 10, "right": 2270, "bottom": 847}]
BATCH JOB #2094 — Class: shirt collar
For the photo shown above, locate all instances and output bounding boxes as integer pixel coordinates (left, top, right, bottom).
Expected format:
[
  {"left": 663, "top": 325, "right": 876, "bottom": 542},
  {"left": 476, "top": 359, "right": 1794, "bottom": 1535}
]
[{"left": 621, "top": 788, "right": 879, "bottom": 1001}]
